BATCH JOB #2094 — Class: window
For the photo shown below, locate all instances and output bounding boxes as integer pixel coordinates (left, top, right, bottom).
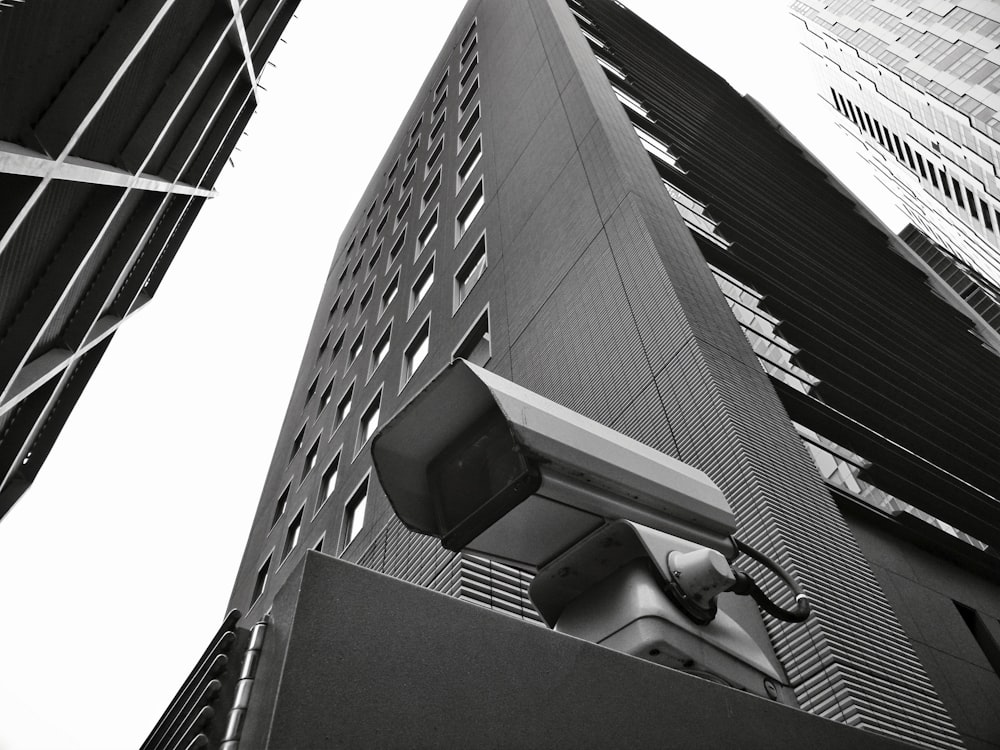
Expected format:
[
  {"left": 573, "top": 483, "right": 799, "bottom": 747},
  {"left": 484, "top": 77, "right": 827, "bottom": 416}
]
[
  {"left": 456, "top": 179, "right": 485, "bottom": 241},
  {"left": 282, "top": 506, "right": 303, "bottom": 560},
  {"left": 386, "top": 158, "right": 399, "bottom": 185},
  {"left": 406, "top": 138, "right": 419, "bottom": 165},
  {"left": 596, "top": 54, "right": 625, "bottom": 80},
  {"left": 318, "top": 453, "right": 339, "bottom": 512},
  {"left": 434, "top": 68, "right": 449, "bottom": 99},
  {"left": 375, "top": 211, "right": 388, "bottom": 237},
  {"left": 332, "top": 331, "right": 345, "bottom": 359},
  {"left": 359, "top": 225, "right": 371, "bottom": 249},
  {"left": 251, "top": 555, "right": 271, "bottom": 606},
  {"left": 365, "top": 201, "right": 376, "bottom": 220},
  {"left": 457, "top": 104, "right": 480, "bottom": 151},
  {"left": 358, "top": 282, "right": 374, "bottom": 314},
  {"left": 403, "top": 318, "right": 430, "bottom": 383},
  {"left": 429, "top": 112, "right": 446, "bottom": 144},
  {"left": 457, "top": 137, "right": 482, "bottom": 191},
  {"left": 459, "top": 76, "right": 479, "bottom": 118},
  {"left": 411, "top": 256, "right": 435, "bottom": 313},
  {"left": 291, "top": 425, "right": 305, "bottom": 458},
  {"left": 455, "top": 234, "right": 487, "bottom": 309},
  {"left": 417, "top": 208, "right": 438, "bottom": 256},
  {"left": 304, "top": 437, "right": 319, "bottom": 477},
  {"left": 344, "top": 291, "right": 355, "bottom": 313},
  {"left": 460, "top": 35, "right": 477, "bottom": 68},
  {"left": 306, "top": 375, "right": 318, "bottom": 402},
  {"left": 371, "top": 325, "right": 391, "bottom": 372},
  {"left": 395, "top": 192, "right": 411, "bottom": 229},
  {"left": 634, "top": 125, "right": 682, "bottom": 170},
  {"left": 336, "top": 385, "right": 353, "bottom": 427},
  {"left": 318, "top": 333, "right": 329, "bottom": 359},
  {"left": 432, "top": 88, "right": 447, "bottom": 117},
  {"left": 349, "top": 328, "right": 365, "bottom": 364},
  {"left": 422, "top": 169, "right": 441, "bottom": 212},
  {"left": 389, "top": 228, "right": 406, "bottom": 264},
  {"left": 461, "top": 54, "right": 478, "bottom": 89},
  {"left": 426, "top": 138, "right": 444, "bottom": 175},
  {"left": 461, "top": 20, "right": 477, "bottom": 52},
  {"left": 320, "top": 380, "right": 333, "bottom": 411},
  {"left": 342, "top": 478, "right": 368, "bottom": 549},
  {"left": 611, "top": 83, "right": 649, "bottom": 118},
  {"left": 409, "top": 116, "right": 423, "bottom": 142},
  {"left": 312, "top": 535, "right": 325, "bottom": 553},
  {"left": 581, "top": 27, "right": 605, "bottom": 48},
  {"left": 381, "top": 183, "right": 393, "bottom": 207},
  {"left": 368, "top": 243, "right": 382, "bottom": 272},
  {"left": 358, "top": 391, "right": 382, "bottom": 450},
  {"left": 401, "top": 163, "right": 415, "bottom": 191},
  {"left": 328, "top": 295, "right": 340, "bottom": 321},
  {"left": 454, "top": 307, "right": 491, "bottom": 366},
  {"left": 271, "top": 484, "right": 290, "bottom": 527},
  {"left": 381, "top": 272, "right": 399, "bottom": 316}
]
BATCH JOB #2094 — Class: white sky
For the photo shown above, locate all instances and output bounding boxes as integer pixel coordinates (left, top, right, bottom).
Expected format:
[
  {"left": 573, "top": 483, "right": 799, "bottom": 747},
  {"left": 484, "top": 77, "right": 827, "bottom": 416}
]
[{"left": 0, "top": 2, "right": 907, "bottom": 749}]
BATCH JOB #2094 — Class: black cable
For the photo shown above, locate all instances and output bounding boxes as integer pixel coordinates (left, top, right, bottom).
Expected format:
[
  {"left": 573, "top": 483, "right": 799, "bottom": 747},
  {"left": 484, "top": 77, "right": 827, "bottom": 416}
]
[{"left": 729, "top": 537, "right": 811, "bottom": 623}]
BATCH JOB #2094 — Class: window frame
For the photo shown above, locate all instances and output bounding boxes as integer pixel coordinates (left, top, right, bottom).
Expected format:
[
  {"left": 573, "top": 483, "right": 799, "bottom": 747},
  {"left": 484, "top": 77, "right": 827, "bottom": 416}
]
[
  {"left": 370, "top": 322, "right": 392, "bottom": 378},
  {"left": 356, "top": 389, "right": 383, "bottom": 455},
  {"left": 452, "top": 304, "right": 492, "bottom": 367},
  {"left": 341, "top": 474, "right": 370, "bottom": 551},
  {"left": 401, "top": 314, "right": 432, "bottom": 391},
  {"left": 315, "top": 450, "right": 341, "bottom": 517},
  {"left": 454, "top": 232, "right": 487, "bottom": 312},
  {"left": 455, "top": 178, "right": 485, "bottom": 243},
  {"left": 409, "top": 254, "right": 435, "bottom": 317},
  {"left": 457, "top": 136, "right": 482, "bottom": 192}
]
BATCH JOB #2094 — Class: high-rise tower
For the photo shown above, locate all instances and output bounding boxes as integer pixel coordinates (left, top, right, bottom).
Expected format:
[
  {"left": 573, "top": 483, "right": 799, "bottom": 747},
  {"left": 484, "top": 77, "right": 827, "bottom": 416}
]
[
  {"left": 791, "top": 1, "right": 1000, "bottom": 338},
  {"left": 152, "top": 1, "right": 999, "bottom": 748}
]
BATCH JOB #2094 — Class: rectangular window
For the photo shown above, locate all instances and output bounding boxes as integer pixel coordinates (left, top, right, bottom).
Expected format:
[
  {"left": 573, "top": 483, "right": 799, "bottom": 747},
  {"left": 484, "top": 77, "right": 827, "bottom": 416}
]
[
  {"left": 401, "top": 163, "right": 415, "bottom": 191},
  {"left": 381, "top": 272, "right": 399, "bottom": 316},
  {"left": 282, "top": 507, "right": 303, "bottom": 560},
  {"left": 915, "top": 152, "right": 927, "bottom": 179},
  {"left": 358, "top": 392, "right": 382, "bottom": 450},
  {"left": 336, "top": 386, "right": 353, "bottom": 427},
  {"left": 454, "top": 308, "right": 491, "bottom": 366},
  {"left": 352, "top": 255, "right": 363, "bottom": 278},
  {"left": 460, "top": 54, "right": 478, "bottom": 89},
  {"left": 417, "top": 208, "right": 438, "bottom": 256},
  {"left": 406, "top": 138, "right": 419, "bottom": 165},
  {"left": 429, "top": 112, "right": 446, "bottom": 144},
  {"left": 581, "top": 27, "right": 605, "bottom": 48},
  {"left": 342, "top": 478, "right": 368, "bottom": 549},
  {"left": 432, "top": 89, "right": 447, "bottom": 117},
  {"left": 375, "top": 211, "right": 388, "bottom": 237},
  {"left": 395, "top": 192, "right": 411, "bottom": 229},
  {"left": 291, "top": 425, "right": 305, "bottom": 458},
  {"left": 271, "top": 484, "right": 289, "bottom": 527},
  {"left": 634, "top": 125, "right": 681, "bottom": 170},
  {"left": 460, "top": 36, "right": 477, "bottom": 68},
  {"left": 306, "top": 376, "right": 318, "bottom": 402},
  {"left": 422, "top": 169, "right": 442, "bottom": 212},
  {"left": 455, "top": 233, "right": 487, "bottom": 310},
  {"left": 426, "top": 138, "right": 444, "bottom": 175},
  {"left": 461, "top": 20, "right": 477, "bottom": 52},
  {"left": 404, "top": 318, "right": 431, "bottom": 383},
  {"left": 318, "top": 454, "right": 339, "bottom": 512},
  {"left": 967, "top": 189, "right": 978, "bottom": 219},
  {"left": 459, "top": 76, "right": 479, "bottom": 118},
  {"left": 320, "top": 380, "right": 333, "bottom": 411},
  {"left": 457, "top": 104, "right": 480, "bottom": 151},
  {"left": 596, "top": 54, "right": 625, "bottom": 80},
  {"left": 457, "top": 137, "right": 482, "bottom": 191},
  {"left": 372, "top": 324, "right": 391, "bottom": 372},
  {"left": 368, "top": 243, "right": 382, "bottom": 272},
  {"left": 434, "top": 68, "right": 449, "bottom": 99},
  {"left": 349, "top": 328, "right": 365, "bottom": 364},
  {"left": 982, "top": 200, "right": 993, "bottom": 231},
  {"left": 386, "top": 158, "right": 399, "bottom": 185},
  {"left": 381, "top": 183, "right": 393, "bottom": 207},
  {"left": 304, "top": 438, "right": 319, "bottom": 477},
  {"left": 953, "top": 178, "right": 964, "bottom": 207},
  {"left": 332, "top": 331, "right": 345, "bottom": 359},
  {"left": 411, "top": 257, "right": 435, "bottom": 313},
  {"left": 318, "top": 333, "right": 330, "bottom": 358},
  {"left": 251, "top": 555, "right": 271, "bottom": 605},
  {"left": 365, "top": 201, "right": 376, "bottom": 220},
  {"left": 409, "top": 116, "right": 423, "bottom": 142},
  {"left": 928, "top": 160, "right": 939, "bottom": 187},
  {"left": 343, "top": 291, "right": 355, "bottom": 312},
  {"left": 360, "top": 224, "right": 371, "bottom": 248},
  {"left": 456, "top": 179, "right": 485, "bottom": 241},
  {"left": 358, "top": 282, "right": 374, "bottom": 314},
  {"left": 328, "top": 295, "right": 340, "bottom": 321},
  {"left": 389, "top": 229, "right": 406, "bottom": 264}
]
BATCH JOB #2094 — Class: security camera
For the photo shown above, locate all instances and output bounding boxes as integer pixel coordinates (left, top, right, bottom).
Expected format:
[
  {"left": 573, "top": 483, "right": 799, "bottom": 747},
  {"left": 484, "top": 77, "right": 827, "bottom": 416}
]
[{"left": 372, "top": 360, "right": 808, "bottom": 703}]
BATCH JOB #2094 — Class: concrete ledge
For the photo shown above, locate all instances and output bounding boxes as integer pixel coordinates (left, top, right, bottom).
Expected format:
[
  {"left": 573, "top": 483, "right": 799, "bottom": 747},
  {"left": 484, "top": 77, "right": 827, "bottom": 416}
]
[{"left": 242, "top": 552, "right": 918, "bottom": 749}]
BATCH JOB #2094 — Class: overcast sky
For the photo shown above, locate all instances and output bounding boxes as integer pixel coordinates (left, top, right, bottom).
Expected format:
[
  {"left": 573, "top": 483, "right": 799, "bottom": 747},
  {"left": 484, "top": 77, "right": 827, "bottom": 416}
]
[{"left": 0, "top": 2, "right": 907, "bottom": 749}]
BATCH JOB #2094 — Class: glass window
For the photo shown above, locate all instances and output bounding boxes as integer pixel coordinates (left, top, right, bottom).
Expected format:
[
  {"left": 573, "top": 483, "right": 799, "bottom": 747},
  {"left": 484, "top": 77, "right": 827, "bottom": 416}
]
[
  {"left": 458, "top": 104, "right": 480, "bottom": 151},
  {"left": 395, "top": 192, "right": 411, "bottom": 230},
  {"left": 332, "top": 331, "right": 345, "bottom": 359},
  {"left": 336, "top": 386, "right": 353, "bottom": 427},
  {"left": 381, "top": 272, "right": 399, "bottom": 316},
  {"left": 429, "top": 112, "right": 446, "bottom": 145},
  {"left": 251, "top": 555, "right": 271, "bottom": 605},
  {"left": 359, "top": 282, "right": 374, "bottom": 314},
  {"left": 291, "top": 425, "right": 305, "bottom": 458},
  {"left": 611, "top": 83, "right": 649, "bottom": 118},
  {"left": 358, "top": 392, "right": 382, "bottom": 450},
  {"left": 389, "top": 228, "right": 406, "bottom": 264},
  {"left": 461, "top": 35, "right": 477, "bottom": 68},
  {"left": 406, "top": 138, "right": 419, "bottom": 165},
  {"left": 372, "top": 325, "right": 391, "bottom": 372},
  {"left": 455, "top": 234, "right": 487, "bottom": 309},
  {"left": 426, "top": 138, "right": 444, "bottom": 175},
  {"left": 368, "top": 243, "right": 382, "bottom": 272},
  {"left": 306, "top": 375, "right": 318, "bottom": 402},
  {"left": 417, "top": 208, "right": 438, "bottom": 256},
  {"left": 375, "top": 211, "right": 388, "bottom": 237},
  {"left": 596, "top": 54, "right": 625, "bottom": 80},
  {"left": 318, "top": 453, "right": 339, "bottom": 512},
  {"left": 461, "top": 20, "right": 477, "bottom": 52},
  {"left": 633, "top": 125, "right": 682, "bottom": 170},
  {"left": 404, "top": 319, "right": 431, "bottom": 383},
  {"left": 422, "top": 169, "right": 441, "bottom": 212},
  {"left": 320, "top": 380, "right": 333, "bottom": 411},
  {"left": 435, "top": 68, "right": 449, "bottom": 99},
  {"left": 457, "top": 137, "right": 482, "bottom": 191},
  {"left": 349, "top": 328, "right": 365, "bottom": 364},
  {"left": 409, "top": 116, "right": 423, "bottom": 142},
  {"left": 342, "top": 478, "right": 368, "bottom": 549},
  {"left": 304, "top": 438, "right": 319, "bottom": 477},
  {"left": 401, "top": 163, "right": 415, "bottom": 191},
  {"left": 411, "top": 257, "right": 435, "bottom": 312},
  {"left": 456, "top": 180, "right": 485, "bottom": 241},
  {"left": 271, "top": 484, "right": 290, "bottom": 527},
  {"left": 461, "top": 54, "right": 478, "bottom": 89},
  {"left": 459, "top": 76, "right": 479, "bottom": 119},
  {"left": 433, "top": 88, "right": 447, "bottom": 117},
  {"left": 282, "top": 506, "right": 303, "bottom": 560},
  {"left": 454, "top": 308, "right": 491, "bottom": 366},
  {"left": 318, "top": 332, "right": 329, "bottom": 358}
]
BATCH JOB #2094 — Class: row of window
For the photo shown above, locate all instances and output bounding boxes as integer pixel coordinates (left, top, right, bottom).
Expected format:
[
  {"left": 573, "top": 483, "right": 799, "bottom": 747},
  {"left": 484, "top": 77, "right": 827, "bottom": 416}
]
[
  {"left": 250, "top": 17, "right": 487, "bottom": 611},
  {"left": 832, "top": 87, "right": 1000, "bottom": 236}
]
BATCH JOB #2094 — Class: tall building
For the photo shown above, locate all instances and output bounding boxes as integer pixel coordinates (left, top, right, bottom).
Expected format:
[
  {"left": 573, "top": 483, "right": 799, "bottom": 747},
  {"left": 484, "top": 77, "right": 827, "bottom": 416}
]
[
  {"left": 0, "top": 0, "right": 300, "bottom": 518},
  {"left": 790, "top": 1, "right": 1000, "bottom": 339},
  {"left": 151, "top": 0, "right": 999, "bottom": 747}
]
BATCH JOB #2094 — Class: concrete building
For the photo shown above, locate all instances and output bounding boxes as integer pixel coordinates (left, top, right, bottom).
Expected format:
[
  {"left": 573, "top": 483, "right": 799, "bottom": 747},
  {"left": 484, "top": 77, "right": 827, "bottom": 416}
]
[
  {"left": 0, "top": 0, "right": 300, "bottom": 519},
  {"left": 149, "top": 1, "right": 1000, "bottom": 747},
  {"left": 790, "top": 0, "right": 1000, "bottom": 338}
]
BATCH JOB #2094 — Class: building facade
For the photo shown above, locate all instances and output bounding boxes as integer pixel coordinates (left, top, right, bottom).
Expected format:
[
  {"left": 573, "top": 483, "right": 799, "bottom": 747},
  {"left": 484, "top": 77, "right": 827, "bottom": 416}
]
[
  {"left": 790, "top": 0, "right": 1000, "bottom": 340},
  {"left": 0, "top": 0, "right": 300, "bottom": 519},
  {"left": 215, "top": 1, "right": 999, "bottom": 748}
]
